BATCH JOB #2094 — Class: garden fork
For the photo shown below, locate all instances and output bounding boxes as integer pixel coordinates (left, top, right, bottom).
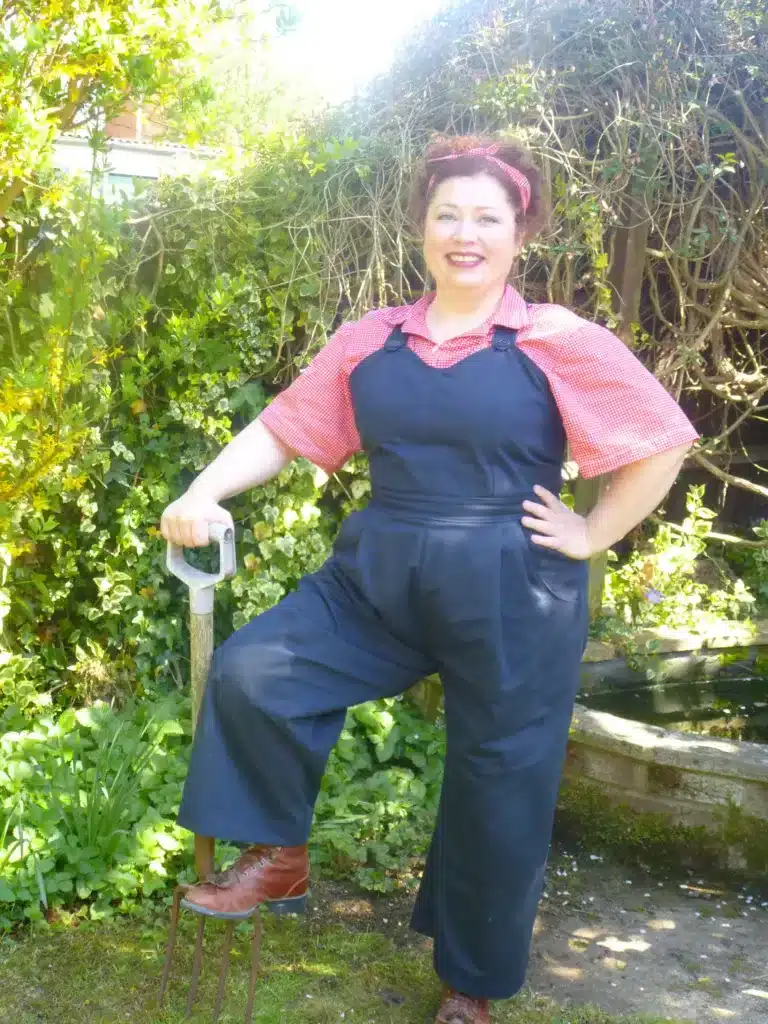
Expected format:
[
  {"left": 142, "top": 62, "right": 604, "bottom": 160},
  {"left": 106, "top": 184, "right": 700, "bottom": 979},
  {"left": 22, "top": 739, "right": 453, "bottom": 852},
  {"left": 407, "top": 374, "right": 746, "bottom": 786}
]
[{"left": 158, "top": 522, "right": 264, "bottom": 1022}]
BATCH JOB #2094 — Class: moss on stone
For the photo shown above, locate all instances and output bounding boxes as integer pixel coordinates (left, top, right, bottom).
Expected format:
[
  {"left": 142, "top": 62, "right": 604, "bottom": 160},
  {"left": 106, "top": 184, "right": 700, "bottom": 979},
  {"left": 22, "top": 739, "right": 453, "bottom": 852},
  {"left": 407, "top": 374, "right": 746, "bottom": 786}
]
[
  {"left": 717, "top": 802, "right": 768, "bottom": 875},
  {"left": 555, "top": 776, "right": 768, "bottom": 883},
  {"left": 646, "top": 763, "right": 684, "bottom": 795}
]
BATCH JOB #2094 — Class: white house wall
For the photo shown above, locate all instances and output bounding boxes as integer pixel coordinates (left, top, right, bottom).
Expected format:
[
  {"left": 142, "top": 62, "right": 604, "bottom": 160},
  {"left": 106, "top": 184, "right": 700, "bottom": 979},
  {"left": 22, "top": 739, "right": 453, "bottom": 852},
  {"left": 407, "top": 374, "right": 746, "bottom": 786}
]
[{"left": 52, "top": 136, "right": 216, "bottom": 201}]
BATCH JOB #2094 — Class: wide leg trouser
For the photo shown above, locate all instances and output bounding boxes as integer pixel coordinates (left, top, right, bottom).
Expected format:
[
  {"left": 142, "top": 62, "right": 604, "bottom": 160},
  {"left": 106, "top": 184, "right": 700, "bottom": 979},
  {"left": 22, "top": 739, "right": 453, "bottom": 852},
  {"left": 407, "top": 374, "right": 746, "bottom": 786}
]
[{"left": 177, "top": 507, "right": 589, "bottom": 998}]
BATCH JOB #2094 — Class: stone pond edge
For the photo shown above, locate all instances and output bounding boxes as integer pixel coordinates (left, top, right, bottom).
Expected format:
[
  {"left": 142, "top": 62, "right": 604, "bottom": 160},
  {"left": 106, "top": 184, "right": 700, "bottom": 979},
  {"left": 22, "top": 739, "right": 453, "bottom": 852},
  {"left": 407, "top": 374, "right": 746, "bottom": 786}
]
[{"left": 563, "top": 619, "right": 768, "bottom": 877}]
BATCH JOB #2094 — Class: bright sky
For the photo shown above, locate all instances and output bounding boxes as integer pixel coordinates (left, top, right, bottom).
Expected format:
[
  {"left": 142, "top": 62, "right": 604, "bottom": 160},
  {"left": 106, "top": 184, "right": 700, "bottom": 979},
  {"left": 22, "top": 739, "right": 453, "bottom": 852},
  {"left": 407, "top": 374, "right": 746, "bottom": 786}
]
[{"left": 273, "top": 0, "right": 452, "bottom": 104}]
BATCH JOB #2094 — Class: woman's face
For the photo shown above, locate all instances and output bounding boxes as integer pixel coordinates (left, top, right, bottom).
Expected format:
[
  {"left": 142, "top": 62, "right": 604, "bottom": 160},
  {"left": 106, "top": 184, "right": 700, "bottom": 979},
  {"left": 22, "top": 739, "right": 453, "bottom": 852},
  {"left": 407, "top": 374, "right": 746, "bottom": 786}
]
[{"left": 423, "top": 173, "right": 519, "bottom": 294}]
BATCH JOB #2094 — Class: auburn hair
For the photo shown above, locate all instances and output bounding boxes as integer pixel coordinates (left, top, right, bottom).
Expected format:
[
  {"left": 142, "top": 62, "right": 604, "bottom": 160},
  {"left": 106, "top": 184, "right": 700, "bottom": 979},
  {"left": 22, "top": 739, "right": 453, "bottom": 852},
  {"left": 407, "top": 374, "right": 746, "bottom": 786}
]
[{"left": 409, "top": 135, "right": 548, "bottom": 243}]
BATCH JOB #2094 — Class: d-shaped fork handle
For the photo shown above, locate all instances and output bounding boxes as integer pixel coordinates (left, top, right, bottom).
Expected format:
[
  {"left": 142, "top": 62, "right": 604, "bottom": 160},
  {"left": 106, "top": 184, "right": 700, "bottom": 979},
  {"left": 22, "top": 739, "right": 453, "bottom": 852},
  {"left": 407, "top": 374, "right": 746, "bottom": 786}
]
[
  {"left": 165, "top": 521, "right": 237, "bottom": 881},
  {"left": 166, "top": 522, "right": 236, "bottom": 614}
]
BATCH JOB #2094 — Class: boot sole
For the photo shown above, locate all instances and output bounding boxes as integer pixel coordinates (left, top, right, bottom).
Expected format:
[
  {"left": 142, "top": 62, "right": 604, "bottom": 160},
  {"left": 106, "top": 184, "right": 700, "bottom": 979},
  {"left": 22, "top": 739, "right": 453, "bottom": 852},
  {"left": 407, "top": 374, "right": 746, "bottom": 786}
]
[{"left": 180, "top": 892, "right": 309, "bottom": 920}]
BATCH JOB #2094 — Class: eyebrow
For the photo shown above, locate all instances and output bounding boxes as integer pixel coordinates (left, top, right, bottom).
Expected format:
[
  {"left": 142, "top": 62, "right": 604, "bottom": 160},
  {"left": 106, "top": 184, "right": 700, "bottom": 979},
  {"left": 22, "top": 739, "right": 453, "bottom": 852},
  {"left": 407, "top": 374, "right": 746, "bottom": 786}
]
[{"left": 436, "top": 203, "right": 503, "bottom": 212}]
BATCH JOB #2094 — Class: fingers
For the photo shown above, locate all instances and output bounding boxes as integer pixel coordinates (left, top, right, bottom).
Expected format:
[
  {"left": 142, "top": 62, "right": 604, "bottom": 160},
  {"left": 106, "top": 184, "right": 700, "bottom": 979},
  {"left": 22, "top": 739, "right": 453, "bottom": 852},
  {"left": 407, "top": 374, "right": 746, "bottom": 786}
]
[
  {"left": 521, "top": 515, "right": 557, "bottom": 535},
  {"left": 523, "top": 485, "right": 565, "bottom": 548},
  {"left": 159, "top": 514, "right": 174, "bottom": 545},
  {"left": 529, "top": 533, "right": 561, "bottom": 548},
  {"left": 532, "top": 485, "right": 561, "bottom": 508},
  {"left": 522, "top": 486, "right": 567, "bottom": 527},
  {"left": 192, "top": 518, "right": 212, "bottom": 549},
  {"left": 521, "top": 500, "right": 550, "bottom": 518},
  {"left": 160, "top": 514, "right": 200, "bottom": 548},
  {"left": 181, "top": 517, "right": 212, "bottom": 549},
  {"left": 159, "top": 499, "right": 232, "bottom": 549}
]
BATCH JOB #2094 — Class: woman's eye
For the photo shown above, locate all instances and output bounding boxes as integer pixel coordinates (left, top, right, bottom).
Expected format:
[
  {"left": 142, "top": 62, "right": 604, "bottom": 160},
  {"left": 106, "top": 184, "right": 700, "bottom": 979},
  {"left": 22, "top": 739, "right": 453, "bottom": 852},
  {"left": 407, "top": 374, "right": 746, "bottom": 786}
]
[{"left": 434, "top": 213, "right": 500, "bottom": 224}]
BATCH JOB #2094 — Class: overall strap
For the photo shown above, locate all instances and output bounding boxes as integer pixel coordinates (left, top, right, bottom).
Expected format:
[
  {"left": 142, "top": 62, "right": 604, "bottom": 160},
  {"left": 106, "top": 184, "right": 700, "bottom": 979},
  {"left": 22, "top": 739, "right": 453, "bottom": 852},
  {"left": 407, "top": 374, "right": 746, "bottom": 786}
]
[
  {"left": 386, "top": 324, "right": 520, "bottom": 352},
  {"left": 492, "top": 327, "right": 519, "bottom": 351},
  {"left": 383, "top": 326, "right": 409, "bottom": 352}
]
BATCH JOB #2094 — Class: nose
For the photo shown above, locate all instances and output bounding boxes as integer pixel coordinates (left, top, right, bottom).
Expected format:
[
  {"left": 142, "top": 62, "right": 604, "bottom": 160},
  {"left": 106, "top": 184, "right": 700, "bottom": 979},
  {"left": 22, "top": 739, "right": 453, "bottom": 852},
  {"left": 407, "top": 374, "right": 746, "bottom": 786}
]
[{"left": 451, "top": 218, "right": 480, "bottom": 243}]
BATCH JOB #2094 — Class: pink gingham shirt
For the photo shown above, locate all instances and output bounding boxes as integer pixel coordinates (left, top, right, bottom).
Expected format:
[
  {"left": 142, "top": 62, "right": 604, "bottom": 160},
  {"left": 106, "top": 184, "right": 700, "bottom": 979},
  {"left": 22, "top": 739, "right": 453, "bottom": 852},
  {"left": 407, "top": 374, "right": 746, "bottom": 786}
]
[{"left": 259, "top": 285, "right": 698, "bottom": 478}]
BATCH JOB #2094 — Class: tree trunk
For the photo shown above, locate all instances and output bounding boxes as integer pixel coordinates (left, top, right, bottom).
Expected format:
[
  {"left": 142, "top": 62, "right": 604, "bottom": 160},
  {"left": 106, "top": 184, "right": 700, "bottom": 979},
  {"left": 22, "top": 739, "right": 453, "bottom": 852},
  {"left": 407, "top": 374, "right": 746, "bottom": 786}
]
[{"left": 580, "top": 176, "right": 650, "bottom": 615}]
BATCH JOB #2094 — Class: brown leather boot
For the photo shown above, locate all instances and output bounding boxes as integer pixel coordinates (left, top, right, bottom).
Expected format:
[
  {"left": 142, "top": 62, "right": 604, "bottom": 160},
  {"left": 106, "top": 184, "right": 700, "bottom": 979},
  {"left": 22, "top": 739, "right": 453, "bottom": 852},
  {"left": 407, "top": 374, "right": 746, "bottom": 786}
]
[
  {"left": 435, "top": 986, "right": 491, "bottom": 1024},
  {"left": 180, "top": 844, "right": 309, "bottom": 919}
]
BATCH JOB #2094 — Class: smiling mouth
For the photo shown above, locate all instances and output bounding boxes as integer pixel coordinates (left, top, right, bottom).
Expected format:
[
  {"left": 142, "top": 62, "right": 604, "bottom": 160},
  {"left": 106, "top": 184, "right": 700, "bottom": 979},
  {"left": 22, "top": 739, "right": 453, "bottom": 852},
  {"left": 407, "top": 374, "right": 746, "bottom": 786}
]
[{"left": 446, "top": 253, "right": 485, "bottom": 266}]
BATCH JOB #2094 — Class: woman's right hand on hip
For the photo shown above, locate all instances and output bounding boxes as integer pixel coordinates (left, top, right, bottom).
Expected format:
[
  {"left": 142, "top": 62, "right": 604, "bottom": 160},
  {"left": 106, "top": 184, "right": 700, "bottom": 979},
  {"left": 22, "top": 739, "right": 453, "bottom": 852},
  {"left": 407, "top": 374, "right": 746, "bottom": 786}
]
[{"left": 159, "top": 492, "right": 235, "bottom": 549}]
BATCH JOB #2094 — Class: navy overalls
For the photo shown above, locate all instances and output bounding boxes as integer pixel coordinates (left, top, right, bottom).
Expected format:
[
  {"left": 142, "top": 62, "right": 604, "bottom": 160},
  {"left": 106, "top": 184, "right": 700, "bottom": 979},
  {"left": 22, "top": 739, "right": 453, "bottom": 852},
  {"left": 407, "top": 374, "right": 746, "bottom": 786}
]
[{"left": 178, "top": 324, "right": 590, "bottom": 998}]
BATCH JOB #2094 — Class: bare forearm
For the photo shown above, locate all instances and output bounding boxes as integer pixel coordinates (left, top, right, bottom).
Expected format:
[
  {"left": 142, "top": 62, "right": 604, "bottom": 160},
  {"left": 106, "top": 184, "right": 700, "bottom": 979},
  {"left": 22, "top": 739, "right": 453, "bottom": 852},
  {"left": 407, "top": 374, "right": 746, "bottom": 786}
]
[
  {"left": 187, "top": 418, "right": 295, "bottom": 502},
  {"left": 586, "top": 443, "right": 692, "bottom": 554}
]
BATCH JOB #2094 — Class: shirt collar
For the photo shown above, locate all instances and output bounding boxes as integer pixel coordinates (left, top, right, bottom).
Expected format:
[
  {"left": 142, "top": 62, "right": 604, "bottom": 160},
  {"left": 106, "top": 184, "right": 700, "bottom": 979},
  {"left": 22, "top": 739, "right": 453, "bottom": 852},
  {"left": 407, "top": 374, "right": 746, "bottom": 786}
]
[{"left": 383, "top": 284, "right": 529, "bottom": 341}]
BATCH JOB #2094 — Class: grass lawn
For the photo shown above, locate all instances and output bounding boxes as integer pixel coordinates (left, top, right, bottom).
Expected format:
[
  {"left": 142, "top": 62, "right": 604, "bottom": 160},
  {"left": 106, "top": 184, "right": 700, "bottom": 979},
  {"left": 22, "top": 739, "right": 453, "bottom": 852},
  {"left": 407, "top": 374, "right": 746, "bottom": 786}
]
[{"left": 0, "top": 903, "right": 691, "bottom": 1024}]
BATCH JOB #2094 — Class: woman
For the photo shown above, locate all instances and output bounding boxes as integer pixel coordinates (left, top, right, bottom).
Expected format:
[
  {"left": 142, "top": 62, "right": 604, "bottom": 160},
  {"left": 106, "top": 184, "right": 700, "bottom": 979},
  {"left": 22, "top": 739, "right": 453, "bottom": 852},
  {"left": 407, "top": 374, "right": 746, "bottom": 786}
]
[{"left": 160, "top": 137, "right": 698, "bottom": 1023}]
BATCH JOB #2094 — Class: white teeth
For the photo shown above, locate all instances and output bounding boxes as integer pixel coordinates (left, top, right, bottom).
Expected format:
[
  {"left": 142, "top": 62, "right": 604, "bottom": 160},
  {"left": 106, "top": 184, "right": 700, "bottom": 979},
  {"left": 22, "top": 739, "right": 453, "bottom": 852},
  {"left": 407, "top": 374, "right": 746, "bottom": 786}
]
[{"left": 448, "top": 255, "right": 482, "bottom": 263}]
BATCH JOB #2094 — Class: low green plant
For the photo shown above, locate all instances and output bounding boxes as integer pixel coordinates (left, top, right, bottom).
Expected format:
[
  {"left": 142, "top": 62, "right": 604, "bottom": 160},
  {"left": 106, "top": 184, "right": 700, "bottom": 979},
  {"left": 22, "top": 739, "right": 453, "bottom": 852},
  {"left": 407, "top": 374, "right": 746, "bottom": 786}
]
[
  {"left": 0, "top": 691, "right": 444, "bottom": 927},
  {"left": 601, "top": 485, "right": 756, "bottom": 634},
  {"left": 723, "top": 519, "right": 768, "bottom": 615},
  {"left": 0, "top": 697, "right": 192, "bottom": 926},
  {"left": 40, "top": 707, "right": 182, "bottom": 867},
  {"left": 317, "top": 698, "right": 444, "bottom": 892}
]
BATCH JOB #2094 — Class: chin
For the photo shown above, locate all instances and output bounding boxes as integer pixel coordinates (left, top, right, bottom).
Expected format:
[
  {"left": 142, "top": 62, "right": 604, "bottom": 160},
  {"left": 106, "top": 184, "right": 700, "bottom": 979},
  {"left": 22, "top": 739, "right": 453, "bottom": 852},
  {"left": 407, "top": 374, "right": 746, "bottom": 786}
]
[
  {"left": 445, "top": 272, "right": 490, "bottom": 288},
  {"left": 438, "top": 261, "right": 488, "bottom": 279}
]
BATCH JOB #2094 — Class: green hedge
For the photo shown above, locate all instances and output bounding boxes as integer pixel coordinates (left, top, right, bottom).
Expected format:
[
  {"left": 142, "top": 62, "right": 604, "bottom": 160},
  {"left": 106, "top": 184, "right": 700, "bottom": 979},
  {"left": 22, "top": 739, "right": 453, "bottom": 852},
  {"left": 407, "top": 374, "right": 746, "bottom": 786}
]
[{"left": 0, "top": 144, "right": 370, "bottom": 714}]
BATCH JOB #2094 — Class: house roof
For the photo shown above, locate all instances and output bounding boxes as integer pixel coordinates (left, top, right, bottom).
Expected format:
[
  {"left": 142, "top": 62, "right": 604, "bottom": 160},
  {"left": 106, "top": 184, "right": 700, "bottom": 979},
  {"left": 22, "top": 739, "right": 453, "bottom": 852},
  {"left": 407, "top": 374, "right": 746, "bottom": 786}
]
[{"left": 59, "top": 129, "right": 223, "bottom": 156}]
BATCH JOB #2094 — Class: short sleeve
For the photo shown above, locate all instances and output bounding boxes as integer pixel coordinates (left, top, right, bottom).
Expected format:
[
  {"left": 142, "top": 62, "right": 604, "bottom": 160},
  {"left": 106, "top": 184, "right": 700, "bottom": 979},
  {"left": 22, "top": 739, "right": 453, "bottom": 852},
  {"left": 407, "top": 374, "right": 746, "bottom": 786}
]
[
  {"left": 258, "top": 323, "right": 361, "bottom": 475},
  {"left": 544, "top": 323, "right": 699, "bottom": 478}
]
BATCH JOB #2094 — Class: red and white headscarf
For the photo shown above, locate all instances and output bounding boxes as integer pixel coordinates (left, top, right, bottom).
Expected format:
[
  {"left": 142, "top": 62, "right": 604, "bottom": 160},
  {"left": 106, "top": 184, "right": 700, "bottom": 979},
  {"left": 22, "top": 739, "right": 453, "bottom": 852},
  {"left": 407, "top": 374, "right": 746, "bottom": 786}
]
[{"left": 427, "top": 144, "right": 531, "bottom": 213}]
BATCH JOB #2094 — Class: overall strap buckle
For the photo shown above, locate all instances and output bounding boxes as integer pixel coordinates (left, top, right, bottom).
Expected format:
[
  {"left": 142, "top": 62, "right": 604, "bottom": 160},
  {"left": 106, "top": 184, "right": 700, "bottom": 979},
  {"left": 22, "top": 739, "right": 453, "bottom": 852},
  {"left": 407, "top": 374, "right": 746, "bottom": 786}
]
[
  {"left": 383, "top": 327, "right": 408, "bottom": 352},
  {"left": 492, "top": 327, "right": 519, "bottom": 351}
]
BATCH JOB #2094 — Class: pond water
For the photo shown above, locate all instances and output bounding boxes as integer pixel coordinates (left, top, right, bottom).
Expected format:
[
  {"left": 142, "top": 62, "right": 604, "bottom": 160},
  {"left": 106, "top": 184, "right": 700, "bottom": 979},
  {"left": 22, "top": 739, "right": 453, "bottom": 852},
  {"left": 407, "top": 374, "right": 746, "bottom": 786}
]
[{"left": 579, "top": 675, "right": 768, "bottom": 743}]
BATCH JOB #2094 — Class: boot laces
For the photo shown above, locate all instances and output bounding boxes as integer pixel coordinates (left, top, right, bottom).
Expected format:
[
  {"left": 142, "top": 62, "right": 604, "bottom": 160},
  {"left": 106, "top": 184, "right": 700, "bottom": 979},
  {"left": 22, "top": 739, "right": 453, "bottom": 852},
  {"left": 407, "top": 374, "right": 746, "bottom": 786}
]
[{"left": 207, "top": 845, "right": 280, "bottom": 888}]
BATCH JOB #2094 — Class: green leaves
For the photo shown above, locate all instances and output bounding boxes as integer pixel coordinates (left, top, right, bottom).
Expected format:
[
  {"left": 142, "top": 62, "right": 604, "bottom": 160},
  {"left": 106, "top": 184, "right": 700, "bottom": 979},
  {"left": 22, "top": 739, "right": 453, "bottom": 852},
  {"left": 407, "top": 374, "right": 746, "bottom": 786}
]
[
  {"left": 313, "top": 697, "right": 445, "bottom": 893},
  {"left": 1, "top": 0, "right": 225, "bottom": 212},
  {"left": 0, "top": 695, "right": 192, "bottom": 925},
  {"left": 0, "top": 686, "right": 446, "bottom": 922},
  {"left": 601, "top": 485, "right": 758, "bottom": 634},
  {"left": 229, "top": 381, "right": 266, "bottom": 419}
]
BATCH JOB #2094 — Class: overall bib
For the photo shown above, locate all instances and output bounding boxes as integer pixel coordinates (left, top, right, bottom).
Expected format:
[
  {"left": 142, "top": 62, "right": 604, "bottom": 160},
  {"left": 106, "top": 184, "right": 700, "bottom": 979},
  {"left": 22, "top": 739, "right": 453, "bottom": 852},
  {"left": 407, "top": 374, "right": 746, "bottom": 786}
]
[{"left": 178, "top": 324, "right": 590, "bottom": 998}]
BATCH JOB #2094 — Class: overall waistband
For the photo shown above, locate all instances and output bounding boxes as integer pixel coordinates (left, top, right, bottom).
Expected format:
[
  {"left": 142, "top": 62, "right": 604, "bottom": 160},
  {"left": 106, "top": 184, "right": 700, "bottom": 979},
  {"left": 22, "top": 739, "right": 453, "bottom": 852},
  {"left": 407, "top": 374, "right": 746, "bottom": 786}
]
[{"left": 369, "top": 487, "right": 526, "bottom": 525}]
